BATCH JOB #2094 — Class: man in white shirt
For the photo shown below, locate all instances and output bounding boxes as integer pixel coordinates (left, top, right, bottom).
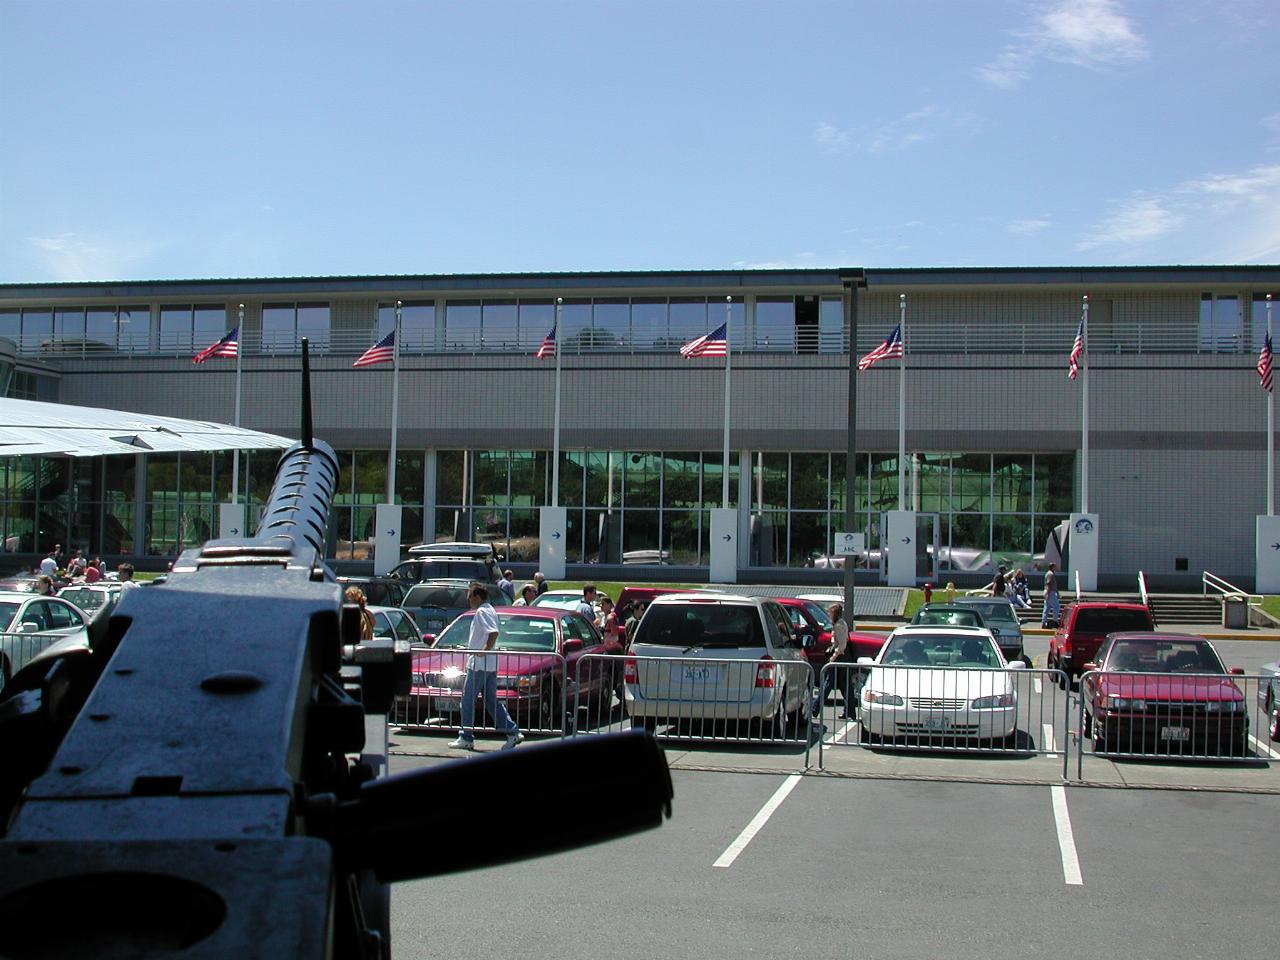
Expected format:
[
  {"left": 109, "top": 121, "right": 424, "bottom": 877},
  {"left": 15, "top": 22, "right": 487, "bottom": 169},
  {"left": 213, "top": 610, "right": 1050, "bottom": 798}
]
[
  {"left": 449, "top": 584, "right": 524, "bottom": 751},
  {"left": 812, "top": 603, "right": 855, "bottom": 719},
  {"left": 117, "top": 562, "right": 141, "bottom": 591},
  {"left": 39, "top": 553, "right": 58, "bottom": 577}
]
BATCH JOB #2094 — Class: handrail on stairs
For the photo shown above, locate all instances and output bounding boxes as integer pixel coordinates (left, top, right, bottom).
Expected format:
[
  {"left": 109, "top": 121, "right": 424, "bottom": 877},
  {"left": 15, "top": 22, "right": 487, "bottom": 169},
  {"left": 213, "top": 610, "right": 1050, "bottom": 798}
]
[{"left": 1201, "top": 570, "right": 1257, "bottom": 603}]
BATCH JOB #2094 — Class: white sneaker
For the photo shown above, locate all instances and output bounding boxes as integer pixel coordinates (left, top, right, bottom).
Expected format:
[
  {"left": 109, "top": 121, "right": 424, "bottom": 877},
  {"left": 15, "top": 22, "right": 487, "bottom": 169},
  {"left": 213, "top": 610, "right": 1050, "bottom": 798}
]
[
  {"left": 447, "top": 737, "right": 474, "bottom": 751},
  {"left": 503, "top": 732, "right": 525, "bottom": 750}
]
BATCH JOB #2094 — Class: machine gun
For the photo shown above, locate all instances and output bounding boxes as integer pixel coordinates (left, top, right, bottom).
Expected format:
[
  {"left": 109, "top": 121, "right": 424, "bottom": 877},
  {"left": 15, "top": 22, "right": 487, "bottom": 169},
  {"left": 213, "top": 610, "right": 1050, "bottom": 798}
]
[{"left": 0, "top": 341, "right": 673, "bottom": 959}]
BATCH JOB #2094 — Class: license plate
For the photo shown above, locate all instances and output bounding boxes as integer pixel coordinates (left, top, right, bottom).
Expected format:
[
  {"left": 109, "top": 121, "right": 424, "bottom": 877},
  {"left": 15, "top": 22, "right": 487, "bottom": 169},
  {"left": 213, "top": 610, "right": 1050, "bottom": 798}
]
[
  {"left": 922, "top": 716, "right": 951, "bottom": 730},
  {"left": 681, "top": 665, "right": 715, "bottom": 683},
  {"left": 1160, "top": 726, "right": 1190, "bottom": 741}
]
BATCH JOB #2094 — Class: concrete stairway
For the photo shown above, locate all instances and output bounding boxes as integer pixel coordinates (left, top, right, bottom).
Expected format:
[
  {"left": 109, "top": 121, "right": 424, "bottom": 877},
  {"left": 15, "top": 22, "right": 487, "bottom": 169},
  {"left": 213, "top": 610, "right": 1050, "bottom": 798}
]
[{"left": 1015, "top": 593, "right": 1226, "bottom": 627}]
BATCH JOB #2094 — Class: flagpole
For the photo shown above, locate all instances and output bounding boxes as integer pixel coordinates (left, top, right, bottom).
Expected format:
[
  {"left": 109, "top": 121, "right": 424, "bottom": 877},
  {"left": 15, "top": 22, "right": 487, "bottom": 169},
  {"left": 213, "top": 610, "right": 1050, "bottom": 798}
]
[
  {"left": 722, "top": 296, "right": 732, "bottom": 507},
  {"left": 1081, "top": 295, "right": 1090, "bottom": 515},
  {"left": 231, "top": 303, "right": 243, "bottom": 504},
  {"left": 552, "top": 298, "right": 563, "bottom": 508},
  {"left": 1268, "top": 294, "right": 1274, "bottom": 517},
  {"left": 897, "top": 294, "right": 906, "bottom": 510},
  {"left": 387, "top": 301, "right": 401, "bottom": 503}
]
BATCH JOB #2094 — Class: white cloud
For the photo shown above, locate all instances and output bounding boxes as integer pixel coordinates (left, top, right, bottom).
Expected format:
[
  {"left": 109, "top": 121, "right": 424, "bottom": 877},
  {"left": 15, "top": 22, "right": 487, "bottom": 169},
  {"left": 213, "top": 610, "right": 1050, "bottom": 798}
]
[
  {"left": 980, "top": 0, "right": 1146, "bottom": 89},
  {"left": 26, "top": 231, "right": 154, "bottom": 281},
  {"left": 865, "top": 105, "right": 975, "bottom": 154},
  {"left": 1008, "top": 217, "right": 1053, "bottom": 235},
  {"left": 1077, "top": 163, "right": 1280, "bottom": 259},
  {"left": 813, "top": 121, "right": 851, "bottom": 154}
]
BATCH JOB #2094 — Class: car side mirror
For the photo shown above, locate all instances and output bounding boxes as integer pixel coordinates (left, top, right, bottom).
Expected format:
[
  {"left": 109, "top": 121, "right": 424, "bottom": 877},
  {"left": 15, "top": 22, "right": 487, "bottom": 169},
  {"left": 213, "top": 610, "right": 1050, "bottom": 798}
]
[
  {"left": 17, "top": 621, "right": 38, "bottom": 634},
  {"left": 562, "top": 639, "right": 584, "bottom": 655},
  {"left": 1229, "top": 667, "right": 1245, "bottom": 676},
  {"left": 422, "top": 633, "right": 437, "bottom": 645},
  {"left": 1082, "top": 662, "right": 1099, "bottom": 672}
]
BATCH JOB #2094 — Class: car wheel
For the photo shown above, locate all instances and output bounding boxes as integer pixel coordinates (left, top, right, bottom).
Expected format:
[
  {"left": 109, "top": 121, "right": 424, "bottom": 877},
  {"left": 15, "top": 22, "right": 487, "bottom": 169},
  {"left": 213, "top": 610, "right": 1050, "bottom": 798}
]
[{"left": 1270, "top": 707, "right": 1280, "bottom": 743}]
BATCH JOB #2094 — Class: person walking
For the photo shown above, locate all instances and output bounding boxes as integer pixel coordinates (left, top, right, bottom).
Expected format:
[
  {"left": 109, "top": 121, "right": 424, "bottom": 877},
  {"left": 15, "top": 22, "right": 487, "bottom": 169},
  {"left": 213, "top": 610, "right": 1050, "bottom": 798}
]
[
  {"left": 1042, "top": 562, "right": 1061, "bottom": 628},
  {"left": 449, "top": 584, "right": 523, "bottom": 751},
  {"left": 812, "top": 603, "right": 854, "bottom": 718}
]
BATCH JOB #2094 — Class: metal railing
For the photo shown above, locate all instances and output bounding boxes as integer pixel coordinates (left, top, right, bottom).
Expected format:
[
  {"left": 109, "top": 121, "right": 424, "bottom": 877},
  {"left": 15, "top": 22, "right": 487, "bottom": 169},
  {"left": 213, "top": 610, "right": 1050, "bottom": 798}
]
[
  {"left": 1076, "top": 669, "right": 1280, "bottom": 777},
  {"left": 1202, "top": 571, "right": 1257, "bottom": 603},
  {"left": 570, "top": 652, "right": 814, "bottom": 761},
  {"left": 392, "top": 649, "right": 569, "bottom": 739},
  {"left": 816, "top": 662, "right": 1071, "bottom": 777},
  {"left": 1138, "top": 570, "right": 1151, "bottom": 610},
  {"left": 0, "top": 631, "right": 65, "bottom": 689}
]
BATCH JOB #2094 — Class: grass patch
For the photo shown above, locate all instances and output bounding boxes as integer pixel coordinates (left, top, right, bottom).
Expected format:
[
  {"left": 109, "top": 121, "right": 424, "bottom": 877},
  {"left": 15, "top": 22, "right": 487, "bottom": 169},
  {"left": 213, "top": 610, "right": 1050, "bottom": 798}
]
[{"left": 1260, "top": 596, "right": 1280, "bottom": 620}]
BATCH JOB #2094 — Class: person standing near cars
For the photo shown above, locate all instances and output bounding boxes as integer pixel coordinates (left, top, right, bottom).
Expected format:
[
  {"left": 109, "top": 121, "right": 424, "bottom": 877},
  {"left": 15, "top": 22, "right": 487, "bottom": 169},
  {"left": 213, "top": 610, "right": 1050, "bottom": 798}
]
[
  {"left": 449, "top": 584, "right": 523, "bottom": 751},
  {"left": 577, "top": 583, "right": 597, "bottom": 621},
  {"left": 497, "top": 568, "right": 515, "bottom": 598},
  {"left": 513, "top": 583, "right": 537, "bottom": 606},
  {"left": 118, "top": 563, "right": 141, "bottom": 591},
  {"left": 812, "top": 603, "right": 853, "bottom": 717},
  {"left": 533, "top": 572, "right": 549, "bottom": 595},
  {"left": 597, "top": 596, "right": 620, "bottom": 645},
  {"left": 1042, "top": 563, "right": 1061, "bottom": 628}
]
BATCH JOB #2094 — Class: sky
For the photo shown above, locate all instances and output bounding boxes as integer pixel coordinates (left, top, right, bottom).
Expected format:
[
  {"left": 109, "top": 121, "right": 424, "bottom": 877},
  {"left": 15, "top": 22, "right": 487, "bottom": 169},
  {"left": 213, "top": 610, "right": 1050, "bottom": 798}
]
[{"left": 1, "top": 0, "right": 1277, "bottom": 283}]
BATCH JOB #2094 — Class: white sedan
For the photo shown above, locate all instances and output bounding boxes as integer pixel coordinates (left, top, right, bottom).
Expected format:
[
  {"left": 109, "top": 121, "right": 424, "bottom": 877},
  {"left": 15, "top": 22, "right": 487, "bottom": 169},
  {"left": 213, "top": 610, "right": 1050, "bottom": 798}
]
[
  {"left": 0, "top": 590, "right": 90, "bottom": 685},
  {"left": 857, "top": 625, "right": 1024, "bottom": 746}
]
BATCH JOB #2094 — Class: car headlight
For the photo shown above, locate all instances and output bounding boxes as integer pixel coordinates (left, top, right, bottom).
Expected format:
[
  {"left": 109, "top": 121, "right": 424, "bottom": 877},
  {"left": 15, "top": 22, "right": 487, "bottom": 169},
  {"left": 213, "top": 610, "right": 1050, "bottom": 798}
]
[
  {"left": 863, "top": 690, "right": 904, "bottom": 706},
  {"left": 1100, "top": 696, "right": 1146, "bottom": 710},
  {"left": 1205, "top": 701, "right": 1242, "bottom": 713},
  {"left": 971, "top": 693, "right": 1015, "bottom": 709}
]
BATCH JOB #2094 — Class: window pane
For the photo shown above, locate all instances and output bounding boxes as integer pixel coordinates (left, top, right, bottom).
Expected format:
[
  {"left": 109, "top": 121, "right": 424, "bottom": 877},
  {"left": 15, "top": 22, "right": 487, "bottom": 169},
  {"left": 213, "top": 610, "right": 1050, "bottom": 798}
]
[
  {"left": 354, "top": 450, "right": 387, "bottom": 502},
  {"left": 556, "top": 451, "right": 585, "bottom": 508},
  {"left": 584, "top": 451, "right": 617, "bottom": 508},
  {"left": 669, "top": 298, "right": 706, "bottom": 344},
  {"left": 160, "top": 306, "right": 192, "bottom": 352},
  {"left": 297, "top": 303, "right": 329, "bottom": 352},
  {"left": 758, "top": 453, "right": 788, "bottom": 509},
  {"left": 559, "top": 300, "right": 592, "bottom": 354},
  {"left": 395, "top": 451, "right": 425, "bottom": 504},
  {"left": 509, "top": 450, "right": 546, "bottom": 507},
  {"left": 445, "top": 301, "right": 481, "bottom": 350},
  {"left": 55, "top": 308, "right": 85, "bottom": 341},
  {"left": 518, "top": 301, "right": 554, "bottom": 351},
  {"left": 22, "top": 310, "right": 52, "bottom": 344},
  {"left": 912, "top": 453, "right": 949, "bottom": 512},
  {"left": 622, "top": 510, "right": 659, "bottom": 561},
  {"left": 869, "top": 454, "right": 900, "bottom": 513},
  {"left": 86, "top": 308, "right": 118, "bottom": 349},
  {"left": 472, "top": 450, "right": 509, "bottom": 507},
  {"left": 436, "top": 450, "right": 465, "bottom": 505},
  {"left": 992, "top": 515, "right": 1033, "bottom": 568},
  {"left": 1033, "top": 454, "right": 1074, "bottom": 514},
  {"left": 756, "top": 297, "right": 795, "bottom": 350},
  {"left": 631, "top": 297, "right": 667, "bottom": 349},
  {"left": 179, "top": 453, "right": 213, "bottom": 500},
  {"left": 508, "top": 508, "right": 539, "bottom": 562},
  {"left": 147, "top": 454, "right": 179, "bottom": 498},
  {"left": 194, "top": 305, "right": 227, "bottom": 344},
  {"left": 664, "top": 508, "right": 702, "bottom": 565},
  {"left": 790, "top": 512, "right": 828, "bottom": 566},
  {"left": 592, "top": 299, "right": 628, "bottom": 349},
  {"left": 992, "top": 454, "right": 1032, "bottom": 512},
  {"left": 0, "top": 310, "right": 19, "bottom": 341},
  {"left": 662, "top": 452, "right": 701, "bottom": 508},
  {"left": 624, "top": 452, "right": 661, "bottom": 508},
  {"left": 335, "top": 450, "right": 355, "bottom": 506},
  {"left": 1252, "top": 294, "right": 1279, "bottom": 351},
  {"left": 819, "top": 297, "right": 844, "bottom": 354},
  {"left": 950, "top": 454, "right": 991, "bottom": 512},
  {"left": 482, "top": 300, "right": 518, "bottom": 348},
  {"left": 701, "top": 452, "right": 738, "bottom": 509},
  {"left": 948, "top": 513, "right": 991, "bottom": 570},
  {"left": 756, "top": 511, "right": 786, "bottom": 566},
  {"left": 118, "top": 306, "right": 150, "bottom": 351},
  {"left": 261, "top": 304, "right": 295, "bottom": 352},
  {"left": 790, "top": 453, "right": 828, "bottom": 511},
  {"left": 477, "top": 505, "right": 508, "bottom": 544}
]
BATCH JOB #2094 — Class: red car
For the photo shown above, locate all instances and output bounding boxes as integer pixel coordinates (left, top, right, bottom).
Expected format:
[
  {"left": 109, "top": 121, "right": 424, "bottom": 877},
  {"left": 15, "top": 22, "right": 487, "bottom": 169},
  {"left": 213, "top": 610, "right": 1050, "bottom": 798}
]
[
  {"left": 1082, "top": 632, "right": 1249, "bottom": 756},
  {"left": 1048, "top": 601, "right": 1155, "bottom": 686},
  {"left": 397, "top": 606, "right": 623, "bottom": 731}
]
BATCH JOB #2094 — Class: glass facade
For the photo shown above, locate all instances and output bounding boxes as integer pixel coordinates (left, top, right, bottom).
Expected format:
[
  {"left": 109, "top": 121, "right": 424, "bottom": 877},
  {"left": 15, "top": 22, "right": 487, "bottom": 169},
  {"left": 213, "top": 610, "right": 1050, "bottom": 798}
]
[{"left": 261, "top": 302, "right": 330, "bottom": 353}]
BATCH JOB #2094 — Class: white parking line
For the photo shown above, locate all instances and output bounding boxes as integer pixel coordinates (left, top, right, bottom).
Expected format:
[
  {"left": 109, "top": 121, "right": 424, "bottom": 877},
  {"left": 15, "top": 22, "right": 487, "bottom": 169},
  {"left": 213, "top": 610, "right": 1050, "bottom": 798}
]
[
  {"left": 1248, "top": 734, "right": 1280, "bottom": 760},
  {"left": 1050, "top": 785, "right": 1083, "bottom": 885},
  {"left": 824, "top": 720, "right": 857, "bottom": 745},
  {"left": 713, "top": 774, "right": 803, "bottom": 869},
  {"left": 1042, "top": 723, "right": 1057, "bottom": 754}
]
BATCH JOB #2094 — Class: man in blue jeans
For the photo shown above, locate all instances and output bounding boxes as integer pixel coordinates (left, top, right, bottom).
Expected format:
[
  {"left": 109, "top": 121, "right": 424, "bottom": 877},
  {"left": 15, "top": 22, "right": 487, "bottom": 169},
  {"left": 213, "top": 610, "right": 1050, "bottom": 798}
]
[{"left": 450, "top": 584, "right": 524, "bottom": 751}]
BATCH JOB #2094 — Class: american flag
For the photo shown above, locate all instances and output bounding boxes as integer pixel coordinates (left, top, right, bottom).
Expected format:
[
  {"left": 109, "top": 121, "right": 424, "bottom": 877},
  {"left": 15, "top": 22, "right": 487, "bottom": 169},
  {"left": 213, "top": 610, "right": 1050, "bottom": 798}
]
[
  {"left": 353, "top": 330, "right": 396, "bottom": 368},
  {"left": 1259, "top": 333, "right": 1273, "bottom": 393},
  {"left": 680, "top": 322, "right": 728, "bottom": 358},
  {"left": 192, "top": 327, "right": 239, "bottom": 364},
  {"left": 1068, "top": 318, "right": 1085, "bottom": 381},
  {"left": 857, "top": 323, "right": 904, "bottom": 371},
  {"left": 535, "top": 324, "right": 556, "bottom": 359}
]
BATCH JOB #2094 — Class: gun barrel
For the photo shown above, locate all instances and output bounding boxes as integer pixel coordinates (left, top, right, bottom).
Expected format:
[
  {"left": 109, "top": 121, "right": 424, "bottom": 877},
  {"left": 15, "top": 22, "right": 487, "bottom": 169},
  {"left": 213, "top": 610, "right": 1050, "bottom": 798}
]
[
  {"left": 338, "top": 730, "right": 673, "bottom": 883},
  {"left": 253, "top": 440, "right": 339, "bottom": 557}
]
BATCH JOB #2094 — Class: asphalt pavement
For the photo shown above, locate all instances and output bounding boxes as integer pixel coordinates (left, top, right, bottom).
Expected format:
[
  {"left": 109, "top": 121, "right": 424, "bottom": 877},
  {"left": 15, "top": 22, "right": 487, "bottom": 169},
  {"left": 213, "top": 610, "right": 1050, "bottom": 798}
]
[{"left": 386, "top": 758, "right": 1280, "bottom": 960}]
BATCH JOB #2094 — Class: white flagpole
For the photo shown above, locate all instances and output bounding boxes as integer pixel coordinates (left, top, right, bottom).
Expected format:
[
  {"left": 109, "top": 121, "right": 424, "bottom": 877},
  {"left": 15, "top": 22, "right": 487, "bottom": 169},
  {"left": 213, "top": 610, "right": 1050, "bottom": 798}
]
[
  {"left": 897, "top": 294, "right": 906, "bottom": 510},
  {"left": 1081, "top": 295, "right": 1090, "bottom": 515},
  {"left": 1268, "top": 294, "right": 1274, "bottom": 517},
  {"left": 387, "top": 301, "right": 401, "bottom": 502},
  {"left": 552, "top": 297, "right": 563, "bottom": 507},
  {"left": 231, "top": 303, "right": 243, "bottom": 504},
  {"left": 722, "top": 296, "right": 732, "bottom": 507}
]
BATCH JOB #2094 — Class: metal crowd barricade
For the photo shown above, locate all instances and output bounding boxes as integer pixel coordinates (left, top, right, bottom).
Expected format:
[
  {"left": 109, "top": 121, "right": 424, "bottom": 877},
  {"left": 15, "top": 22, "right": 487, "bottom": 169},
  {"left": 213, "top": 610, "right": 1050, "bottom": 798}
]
[
  {"left": 817, "top": 661, "right": 1072, "bottom": 776},
  {"left": 391, "top": 649, "right": 569, "bottom": 739},
  {"left": 571, "top": 652, "right": 814, "bottom": 763},
  {"left": 1076, "top": 669, "right": 1280, "bottom": 777},
  {"left": 0, "top": 632, "right": 62, "bottom": 691}
]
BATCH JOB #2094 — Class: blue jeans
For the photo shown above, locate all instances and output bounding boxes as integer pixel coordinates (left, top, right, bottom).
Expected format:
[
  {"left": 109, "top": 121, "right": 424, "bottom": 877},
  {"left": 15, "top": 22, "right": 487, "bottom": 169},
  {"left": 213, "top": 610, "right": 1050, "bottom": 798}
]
[
  {"left": 1042, "top": 593, "right": 1061, "bottom": 627},
  {"left": 459, "top": 669, "right": 520, "bottom": 742}
]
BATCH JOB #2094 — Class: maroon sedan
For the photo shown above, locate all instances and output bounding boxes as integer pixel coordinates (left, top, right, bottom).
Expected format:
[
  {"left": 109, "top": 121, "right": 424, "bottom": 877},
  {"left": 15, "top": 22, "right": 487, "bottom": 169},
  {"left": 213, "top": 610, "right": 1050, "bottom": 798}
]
[
  {"left": 397, "top": 606, "right": 624, "bottom": 731},
  {"left": 1082, "top": 632, "right": 1249, "bottom": 757}
]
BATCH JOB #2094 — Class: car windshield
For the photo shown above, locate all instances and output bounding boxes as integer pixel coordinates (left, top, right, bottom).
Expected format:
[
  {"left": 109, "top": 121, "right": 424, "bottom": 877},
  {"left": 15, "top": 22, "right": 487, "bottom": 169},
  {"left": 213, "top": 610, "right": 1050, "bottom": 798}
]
[
  {"left": 0, "top": 601, "right": 19, "bottom": 628},
  {"left": 404, "top": 586, "right": 470, "bottom": 610},
  {"left": 881, "top": 632, "right": 1000, "bottom": 667},
  {"left": 802, "top": 601, "right": 833, "bottom": 630},
  {"left": 433, "top": 614, "right": 557, "bottom": 652},
  {"left": 61, "top": 590, "right": 107, "bottom": 612},
  {"left": 635, "top": 603, "right": 765, "bottom": 649},
  {"left": 1104, "top": 640, "right": 1226, "bottom": 673},
  {"left": 914, "top": 608, "right": 983, "bottom": 628},
  {"left": 1074, "top": 608, "right": 1153, "bottom": 632},
  {"left": 531, "top": 594, "right": 584, "bottom": 611},
  {"left": 956, "top": 601, "right": 1017, "bottom": 625}
]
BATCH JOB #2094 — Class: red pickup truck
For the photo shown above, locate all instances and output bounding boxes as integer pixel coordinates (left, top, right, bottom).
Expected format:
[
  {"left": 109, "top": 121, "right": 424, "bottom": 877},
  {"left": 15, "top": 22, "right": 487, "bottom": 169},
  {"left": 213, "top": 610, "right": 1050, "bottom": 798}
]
[{"left": 1047, "top": 602, "right": 1155, "bottom": 686}]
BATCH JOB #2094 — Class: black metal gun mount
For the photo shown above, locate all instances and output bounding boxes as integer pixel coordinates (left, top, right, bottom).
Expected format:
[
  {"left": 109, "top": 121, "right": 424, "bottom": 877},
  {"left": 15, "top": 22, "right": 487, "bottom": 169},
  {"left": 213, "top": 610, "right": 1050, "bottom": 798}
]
[{"left": 0, "top": 340, "right": 673, "bottom": 959}]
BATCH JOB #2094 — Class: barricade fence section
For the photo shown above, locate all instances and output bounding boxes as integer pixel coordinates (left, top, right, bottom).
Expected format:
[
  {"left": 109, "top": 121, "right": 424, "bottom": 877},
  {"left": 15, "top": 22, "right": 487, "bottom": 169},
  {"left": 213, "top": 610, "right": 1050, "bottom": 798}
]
[
  {"left": 1076, "top": 670, "right": 1280, "bottom": 775},
  {"left": 817, "top": 662, "right": 1071, "bottom": 774},
  {"left": 572, "top": 652, "right": 814, "bottom": 760},
  {"left": 0, "top": 631, "right": 63, "bottom": 689},
  {"left": 392, "top": 650, "right": 569, "bottom": 739}
]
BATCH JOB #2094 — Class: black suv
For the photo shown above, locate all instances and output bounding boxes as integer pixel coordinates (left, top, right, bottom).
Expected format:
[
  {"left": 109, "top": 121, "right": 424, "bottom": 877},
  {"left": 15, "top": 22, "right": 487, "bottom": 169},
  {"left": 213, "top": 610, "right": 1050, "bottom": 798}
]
[{"left": 336, "top": 576, "right": 410, "bottom": 608}]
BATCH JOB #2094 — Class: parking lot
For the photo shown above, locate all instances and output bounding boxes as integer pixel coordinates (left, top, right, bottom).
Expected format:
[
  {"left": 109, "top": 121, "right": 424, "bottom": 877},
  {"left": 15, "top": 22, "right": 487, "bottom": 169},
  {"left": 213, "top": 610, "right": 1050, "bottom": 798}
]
[{"left": 387, "top": 756, "right": 1280, "bottom": 959}]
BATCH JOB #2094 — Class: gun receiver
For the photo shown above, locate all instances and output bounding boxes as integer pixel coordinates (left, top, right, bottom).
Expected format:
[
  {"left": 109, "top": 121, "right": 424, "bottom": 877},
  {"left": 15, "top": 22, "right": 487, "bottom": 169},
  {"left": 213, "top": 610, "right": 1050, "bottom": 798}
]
[{"left": 0, "top": 340, "right": 673, "bottom": 958}]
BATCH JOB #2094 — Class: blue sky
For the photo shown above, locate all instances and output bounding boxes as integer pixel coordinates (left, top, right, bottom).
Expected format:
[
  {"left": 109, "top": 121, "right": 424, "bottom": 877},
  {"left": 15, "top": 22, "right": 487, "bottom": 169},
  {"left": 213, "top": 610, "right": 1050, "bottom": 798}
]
[{"left": 1, "top": 0, "right": 1277, "bottom": 282}]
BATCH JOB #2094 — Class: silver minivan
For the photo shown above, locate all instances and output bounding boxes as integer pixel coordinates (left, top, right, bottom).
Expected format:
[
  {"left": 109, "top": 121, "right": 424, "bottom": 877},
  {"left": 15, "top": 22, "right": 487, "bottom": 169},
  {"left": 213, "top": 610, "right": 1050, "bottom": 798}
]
[{"left": 624, "top": 593, "right": 810, "bottom": 732}]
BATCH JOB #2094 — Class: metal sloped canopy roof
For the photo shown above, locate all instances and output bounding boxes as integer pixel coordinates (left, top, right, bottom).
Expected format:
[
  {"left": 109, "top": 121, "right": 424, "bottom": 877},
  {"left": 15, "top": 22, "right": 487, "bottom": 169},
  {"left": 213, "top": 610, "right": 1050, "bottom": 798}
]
[{"left": 0, "top": 398, "right": 295, "bottom": 457}]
